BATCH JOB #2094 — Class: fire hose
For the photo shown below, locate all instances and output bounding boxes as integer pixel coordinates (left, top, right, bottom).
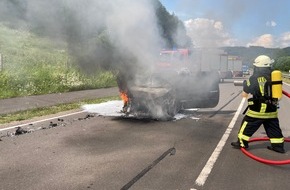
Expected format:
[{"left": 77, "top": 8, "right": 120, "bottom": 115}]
[
  {"left": 283, "top": 90, "right": 290, "bottom": 98},
  {"left": 241, "top": 138, "right": 290, "bottom": 165},
  {"left": 240, "top": 89, "right": 290, "bottom": 165}
]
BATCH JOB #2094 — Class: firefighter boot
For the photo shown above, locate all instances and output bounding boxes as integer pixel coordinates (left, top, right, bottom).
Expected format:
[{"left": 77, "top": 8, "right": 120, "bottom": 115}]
[
  {"left": 231, "top": 139, "right": 248, "bottom": 149},
  {"left": 267, "top": 143, "right": 285, "bottom": 154}
]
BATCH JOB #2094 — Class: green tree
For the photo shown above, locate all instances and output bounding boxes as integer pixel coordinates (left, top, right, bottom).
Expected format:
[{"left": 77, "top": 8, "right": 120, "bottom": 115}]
[
  {"left": 154, "top": 1, "right": 191, "bottom": 48},
  {"left": 273, "top": 56, "right": 290, "bottom": 71}
]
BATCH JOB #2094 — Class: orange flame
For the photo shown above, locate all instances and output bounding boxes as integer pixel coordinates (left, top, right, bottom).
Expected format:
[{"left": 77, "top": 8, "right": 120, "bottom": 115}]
[{"left": 120, "top": 91, "right": 129, "bottom": 104}]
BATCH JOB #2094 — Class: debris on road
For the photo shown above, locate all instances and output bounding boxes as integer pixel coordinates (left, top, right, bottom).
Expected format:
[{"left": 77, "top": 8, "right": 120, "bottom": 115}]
[
  {"left": 1, "top": 117, "right": 68, "bottom": 140},
  {"left": 15, "top": 127, "right": 28, "bottom": 135},
  {"left": 49, "top": 122, "right": 58, "bottom": 128},
  {"left": 77, "top": 114, "right": 95, "bottom": 121}
]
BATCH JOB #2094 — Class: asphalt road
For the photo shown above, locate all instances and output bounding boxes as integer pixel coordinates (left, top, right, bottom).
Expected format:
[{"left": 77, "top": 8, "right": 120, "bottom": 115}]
[
  {"left": 0, "top": 87, "right": 119, "bottom": 115},
  {"left": 1, "top": 80, "right": 290, "bottom": 190}
]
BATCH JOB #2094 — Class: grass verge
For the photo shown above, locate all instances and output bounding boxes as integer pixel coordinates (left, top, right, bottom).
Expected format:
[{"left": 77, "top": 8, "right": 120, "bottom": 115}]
[
  {"left": 283, "top": 77, "right": 290, "bottom": 84},
  {"left": 0, "top": 96, "right": 120, "bottom": 125},
  {"left": 0, "top": 24, "right": 117, "bottom": 99}
]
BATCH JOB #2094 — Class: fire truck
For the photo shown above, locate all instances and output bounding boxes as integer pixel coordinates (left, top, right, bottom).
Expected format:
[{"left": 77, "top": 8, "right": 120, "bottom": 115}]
[{"left": 118, "top": 48, "right": 221, "bottom": 120}]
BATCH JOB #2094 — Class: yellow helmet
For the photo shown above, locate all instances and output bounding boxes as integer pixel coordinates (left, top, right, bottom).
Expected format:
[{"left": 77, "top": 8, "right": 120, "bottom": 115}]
[{"left": 253, "top": 55, "right": 274, "bottom": 67}]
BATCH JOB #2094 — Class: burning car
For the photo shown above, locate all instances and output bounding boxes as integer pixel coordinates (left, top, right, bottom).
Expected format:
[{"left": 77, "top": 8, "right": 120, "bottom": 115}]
[{"left": 117, "top": 48, "right": 221, "bottom": 120}]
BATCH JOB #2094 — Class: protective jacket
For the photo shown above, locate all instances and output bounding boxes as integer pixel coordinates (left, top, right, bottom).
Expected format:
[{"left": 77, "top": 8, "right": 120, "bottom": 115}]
[
  {"left": 232, "top": 56, "right": 285, "bottom": 152},
  {"left": 243, "top": 68, "right": 278, "bottom": 119}
]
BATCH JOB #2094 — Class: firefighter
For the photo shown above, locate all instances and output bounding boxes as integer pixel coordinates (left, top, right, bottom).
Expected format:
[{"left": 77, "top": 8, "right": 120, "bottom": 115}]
[{"left": 231, "top": 55, "right": 285, "bottom": 153}]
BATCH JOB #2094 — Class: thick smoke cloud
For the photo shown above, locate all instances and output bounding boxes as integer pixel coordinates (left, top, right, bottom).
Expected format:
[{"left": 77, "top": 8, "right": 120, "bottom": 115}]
[
  {"left": 1, "top": 0, "right": 223, "bottom": 119},
  {"left": 0, "top": 0, "right": 164, "bottom": 75},
  {"left": 104, "top": 0, "right": 161, "bottom": 73}
]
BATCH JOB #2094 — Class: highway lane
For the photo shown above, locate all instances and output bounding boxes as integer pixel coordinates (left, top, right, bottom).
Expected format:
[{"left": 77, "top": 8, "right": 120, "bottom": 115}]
[
  {"left": 278, "top": 82, "right": 290, "bottom": 135},
  {"left": 200, "top": 82, "right": 290, "bottom": 190},
  {"left": 1, "top": 80, "right": 290, "bottom": 190}
]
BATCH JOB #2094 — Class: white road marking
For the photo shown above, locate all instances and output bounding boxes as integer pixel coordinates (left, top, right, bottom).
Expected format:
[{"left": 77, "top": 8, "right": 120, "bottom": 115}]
[
  {"left": 0, "top": 110, "right": 85, "bottom": 132},
  {"left": 194, "top": 97, "right": 246, "bottom": 187},
  {"left": 283, "top": 82, "right": 290, "bottom": 86}
]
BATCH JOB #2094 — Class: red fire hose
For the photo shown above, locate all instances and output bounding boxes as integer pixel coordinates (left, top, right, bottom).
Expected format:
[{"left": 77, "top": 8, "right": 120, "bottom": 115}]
[
  {"left": 283, "top": 90, "right": 290, "bottom": 98},
  {"left": 241, "top": 137, "right": 290, "bottom": 165},
  {"left": 240, "top": 90, "right": 290, "bottom": 165}
]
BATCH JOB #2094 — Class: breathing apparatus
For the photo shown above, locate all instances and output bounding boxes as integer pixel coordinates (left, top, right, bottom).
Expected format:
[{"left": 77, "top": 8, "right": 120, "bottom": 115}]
[
  {"left": 254, "top": 55, "right": 282, "bottom": 106},
  {"left": 271, "top": 70, "right": 282, "bottom": 100}
]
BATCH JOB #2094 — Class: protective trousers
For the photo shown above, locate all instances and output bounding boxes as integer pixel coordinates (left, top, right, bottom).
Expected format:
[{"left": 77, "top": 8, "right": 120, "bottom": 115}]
[{"left": 238, "top": 115, "right": 284, "bottom": 148}]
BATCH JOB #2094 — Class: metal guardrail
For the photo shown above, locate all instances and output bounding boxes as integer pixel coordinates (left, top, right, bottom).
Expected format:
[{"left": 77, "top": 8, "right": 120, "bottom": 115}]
[{"left": 282, "top": 73, "right": 290, "bottom": 79}]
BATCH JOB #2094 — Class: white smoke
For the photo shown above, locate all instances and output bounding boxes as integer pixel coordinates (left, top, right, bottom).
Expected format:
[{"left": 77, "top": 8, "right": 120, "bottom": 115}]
[
  {"left": 104, "top": 0, "right": 161, "bottom": 70},
  {"left": 1, "top": 0, "right": 221, "bottom": 119},
  {"left": 6, "top": 0, "right": 162, "bottom": 73}
]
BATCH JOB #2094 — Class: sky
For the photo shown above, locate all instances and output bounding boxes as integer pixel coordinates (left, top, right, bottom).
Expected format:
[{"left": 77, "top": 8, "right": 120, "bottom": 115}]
[{"left": 160, "top": 0, "right": 290, "bottom": 48}]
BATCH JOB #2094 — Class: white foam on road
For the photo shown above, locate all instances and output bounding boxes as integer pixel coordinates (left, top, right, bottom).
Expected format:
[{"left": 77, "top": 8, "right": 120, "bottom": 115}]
[
  {"left": 1, "top": 101, "right": 199, "bottom": 132},
  {"left": 82, "top": 100, "right": 124, "bottom": 117},
  {"left": 82, "top": 100, "right": 200, "bottom": 120}
]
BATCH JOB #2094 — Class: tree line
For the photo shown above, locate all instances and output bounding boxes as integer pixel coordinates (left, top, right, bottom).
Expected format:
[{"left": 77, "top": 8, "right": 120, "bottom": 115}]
[{"left": 222, "top": 46, "right": 290, "bottom": 72}]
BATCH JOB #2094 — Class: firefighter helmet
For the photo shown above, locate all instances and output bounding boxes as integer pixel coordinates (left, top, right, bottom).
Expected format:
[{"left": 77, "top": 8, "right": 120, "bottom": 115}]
[{"left": 253, "top": 55, "right": 274, "bottom": 67}]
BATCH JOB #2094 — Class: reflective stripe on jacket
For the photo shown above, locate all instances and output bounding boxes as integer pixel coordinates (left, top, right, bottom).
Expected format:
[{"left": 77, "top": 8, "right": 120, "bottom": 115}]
[{"left": 243, "top": 69, "right": 278, "bottom": 119}]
